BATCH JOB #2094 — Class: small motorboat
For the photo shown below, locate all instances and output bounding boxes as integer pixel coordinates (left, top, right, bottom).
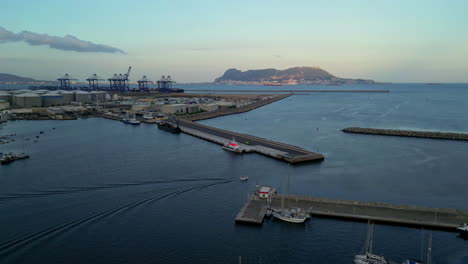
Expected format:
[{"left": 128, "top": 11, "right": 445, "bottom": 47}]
[{"left": 239, "top": 177, "right": 248, "bottom": 181}]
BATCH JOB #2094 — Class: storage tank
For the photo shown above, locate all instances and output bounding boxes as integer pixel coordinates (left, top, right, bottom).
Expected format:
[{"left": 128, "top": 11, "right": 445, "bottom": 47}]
[
  {"left": 11, "top": 89, "right": 33, "bottom": 94},
  {"left": 74, "top": 91, "right": 92, "bottom": 103},
  {"left": 41, "top": 92, "right": 65, "bottom": 106},
  {"left": 0, "top": 91, "right": 11, "bottom": 104},
  {"left": 60, "top": 91, "right": 74, "bottom": 104},
  {"left": 33, "top": 89, "right": 50, "bottom": 95},
  {"left": 91, "top": 91, "right": 107, "bottom": 102},
  {"left": 13, "top": 93, "right": 42, "bottom": 108}
]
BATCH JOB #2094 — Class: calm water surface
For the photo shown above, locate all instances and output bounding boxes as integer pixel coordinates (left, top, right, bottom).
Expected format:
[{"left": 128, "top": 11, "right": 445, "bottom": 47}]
[{"left": 1, "top": 84, "right": 467, "bottom": 263}]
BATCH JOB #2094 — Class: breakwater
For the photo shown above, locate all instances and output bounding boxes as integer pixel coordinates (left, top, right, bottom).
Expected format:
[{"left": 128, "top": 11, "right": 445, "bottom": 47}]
[
  {"left": 187, "top": 89, "right": 390, "bottom": 93},
  {"left": 181, "top": 94, "right": 291, "bottom": 121},
  {"left": 236, "top": 194, "right": 468, "bottom": 230},
  {"left": 178, "top": 119, "right": 324, "bottom": 164},
  {"left": 343, "top": 127, "right": 468, "bottom": 141}
]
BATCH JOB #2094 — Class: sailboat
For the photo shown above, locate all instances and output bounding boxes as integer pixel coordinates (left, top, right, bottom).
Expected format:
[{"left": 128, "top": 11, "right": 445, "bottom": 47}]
[
  {"left": 403, "top": 230, "right": 432, "bottom": 264},
  {"left": 354, "top": 221, "right": 390, "bottom": 264},
  {"left": 272, "top": 165, "right": 308, "bottom": 224}
]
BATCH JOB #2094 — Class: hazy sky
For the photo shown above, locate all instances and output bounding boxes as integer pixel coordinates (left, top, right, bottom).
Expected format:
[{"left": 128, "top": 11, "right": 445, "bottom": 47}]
[{"left": 1, "top": 0, "right": 467, "bottom": 83}]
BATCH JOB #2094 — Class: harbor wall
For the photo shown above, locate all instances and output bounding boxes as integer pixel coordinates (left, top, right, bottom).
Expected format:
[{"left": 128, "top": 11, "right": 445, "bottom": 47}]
[{"left": 343, "top": 127, "right": 468, "bottom": 141}]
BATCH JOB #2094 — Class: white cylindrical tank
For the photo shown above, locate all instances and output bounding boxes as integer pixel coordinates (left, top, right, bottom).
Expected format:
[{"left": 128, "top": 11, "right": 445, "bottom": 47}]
[
  {"left": 0, "top": 91, "right": 11, "bottom": 103},
  {"left": 13, "top": 93, "right": 42, "bottom": 108},
  {"left": 41, "top": 92, "right": 65, "bottom": 106},
  {"left": 60, "top": 91, "right": 74, "bottom": 104},
  {"left": 74, "top": 91, "right": 92, "bottom": 103}
]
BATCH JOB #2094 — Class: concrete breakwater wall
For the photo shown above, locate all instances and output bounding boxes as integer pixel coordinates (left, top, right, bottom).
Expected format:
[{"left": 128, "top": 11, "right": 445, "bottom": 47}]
[
  {"left": 181, "top": 94, "right": 291, "bottom": 121},
  {"left": 187, "top": 89, "right": 390, "bottom": 93},
  {"left": 236, "top": 194, "right": 468, "bottom": 229},
  {"left": 178, "top": 119, "right": 324, "bottom": 164},
  {"left": 343, "top": 127, "right": 468, "bottom": 141}
]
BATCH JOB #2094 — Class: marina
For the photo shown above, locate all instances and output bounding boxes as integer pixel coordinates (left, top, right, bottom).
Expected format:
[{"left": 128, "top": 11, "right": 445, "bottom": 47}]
[{"left": 235, "top": 192, "right": 468, "bottom": 230}]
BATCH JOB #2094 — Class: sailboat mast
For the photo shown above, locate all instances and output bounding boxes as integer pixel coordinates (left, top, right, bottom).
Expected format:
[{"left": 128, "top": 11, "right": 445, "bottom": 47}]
[
  {"left": 427, "top": 231, "right": 432, "bottom": 264},
  {"left": 420, "top": 228, "right": 424, "bottom": 262},
  {"left": 369, "top": 222, "right": 373, "bottom": 254}
]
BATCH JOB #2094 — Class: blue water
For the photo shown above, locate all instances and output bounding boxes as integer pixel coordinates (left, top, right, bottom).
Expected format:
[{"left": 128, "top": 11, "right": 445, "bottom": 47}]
[{"left": 1, "top": 83, "right": 468, "bottom": 263}]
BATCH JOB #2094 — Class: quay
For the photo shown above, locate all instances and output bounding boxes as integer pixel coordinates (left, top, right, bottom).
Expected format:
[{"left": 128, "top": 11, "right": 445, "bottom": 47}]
[
  {"left": 343, "top": 127, "right": 468, "bottom": 141},
  {"left": 186, "top": 89, "right": 390, "bottom": 93},
  {"left": 235, "top": 194, "right": 468, "bottom": 230},
  {"left": 178, "top": 119, "right": 324, "bottom": 164},
  {"left": 181, "top": 94, "right": 291, "bottom": 121}
]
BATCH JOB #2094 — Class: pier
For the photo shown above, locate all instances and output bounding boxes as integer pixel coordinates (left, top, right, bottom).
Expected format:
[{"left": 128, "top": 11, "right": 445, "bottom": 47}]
[
  {"left": 178, "top": 119, "right": 324, "bottom": 164},
  {"left": 236, "top": 194, "right": 468, "bottom": 230},
  {"left": 343, "top": 127, "right": 468, "bottom": 141},
  {"left": 186, "top": 89, "right": 390, "bottom": 93}
]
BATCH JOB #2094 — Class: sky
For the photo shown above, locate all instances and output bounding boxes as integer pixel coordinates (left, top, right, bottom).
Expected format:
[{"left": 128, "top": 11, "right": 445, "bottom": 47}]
[{"left": 0, "top": 0, "right": 467, "bottom": 83}]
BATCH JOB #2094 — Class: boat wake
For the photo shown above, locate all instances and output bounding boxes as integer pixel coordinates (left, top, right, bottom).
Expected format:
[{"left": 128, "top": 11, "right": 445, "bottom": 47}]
[
  {"left": 0, "top": 178, "right": 234, "bottom": 202},
  {"left": 0, "top": 179, "right": 235, "bottom": 259}
]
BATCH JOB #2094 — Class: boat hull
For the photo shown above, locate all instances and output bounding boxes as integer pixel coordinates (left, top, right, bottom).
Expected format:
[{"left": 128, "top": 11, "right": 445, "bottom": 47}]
[
  {"left": 158, "top": 123, "right": 181, "bottom": 133},
  {"left": 272, "top": 212, "right": 307, "bottom": 223},
  {"left": 222, "top": 146, "right": 243, "bottom": 153}
]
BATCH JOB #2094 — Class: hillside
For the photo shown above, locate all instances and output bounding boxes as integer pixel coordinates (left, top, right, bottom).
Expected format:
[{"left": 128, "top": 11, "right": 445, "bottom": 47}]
[
  {"left": 215, "top": 67, "right": 376, "bottom": 85},
  {"left": 0, "top": 73, "right": 52, "bottom": 83}
]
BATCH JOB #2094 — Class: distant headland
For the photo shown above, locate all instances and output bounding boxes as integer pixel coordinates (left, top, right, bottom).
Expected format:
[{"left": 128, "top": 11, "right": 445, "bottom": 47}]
[
  {"left": 214, "top": 66, "right": 384, "bottom": 85},
  {"left": 0, "top": 73, "right": 53, "bottom": 84}
]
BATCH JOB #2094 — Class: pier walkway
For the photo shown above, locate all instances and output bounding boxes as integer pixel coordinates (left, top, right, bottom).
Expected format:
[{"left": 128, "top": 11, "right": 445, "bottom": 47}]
[
  {"left": 236, "top": 195, "right": 468, "bottom": 230},
  {"left": 178, "top": 120, "right": 324, "bottom": 164}
]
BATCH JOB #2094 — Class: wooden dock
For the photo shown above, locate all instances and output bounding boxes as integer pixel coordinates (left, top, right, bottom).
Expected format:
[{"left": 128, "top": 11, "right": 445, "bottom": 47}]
[
  {"left": 236, "top": 194, "right": 468, "bottom": 230},
  {"left": 178, "top": 119, "right": 324, "bottom": 164}
]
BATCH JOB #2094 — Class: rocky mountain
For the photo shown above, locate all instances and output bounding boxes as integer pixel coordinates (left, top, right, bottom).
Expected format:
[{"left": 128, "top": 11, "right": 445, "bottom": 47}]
[{"left": 214, "top": 67, "right": 376, "bottom": 85}]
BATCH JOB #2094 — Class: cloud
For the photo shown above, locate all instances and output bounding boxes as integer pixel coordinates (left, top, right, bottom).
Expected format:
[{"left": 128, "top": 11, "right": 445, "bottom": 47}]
[{"left": 0, "top": 26, "right": 126, "bottom": 54}]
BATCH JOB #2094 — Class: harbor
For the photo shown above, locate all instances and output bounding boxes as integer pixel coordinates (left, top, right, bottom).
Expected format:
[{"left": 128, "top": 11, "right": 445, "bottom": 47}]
[{"left": 235, "top": 191, "right": 468, "bottom": 230}]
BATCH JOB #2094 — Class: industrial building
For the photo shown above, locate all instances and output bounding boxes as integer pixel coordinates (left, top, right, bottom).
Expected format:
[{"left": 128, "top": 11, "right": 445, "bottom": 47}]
[
  {"left": 161, "top": 104, "right": 188, "bottom": 114},
  {"left": 199, "top": 104, "right": 219, "bottom": 112}
]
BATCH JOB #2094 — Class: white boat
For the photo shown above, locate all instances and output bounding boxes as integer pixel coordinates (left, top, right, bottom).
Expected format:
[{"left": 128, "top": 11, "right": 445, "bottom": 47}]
[
  {"left": 272, "top": 166, "right": 309, "bottom": 224},
  {"left": 122, "top": 112, "right": 141, "bottom": 125},
  {"left": 458, "top": 223, "right": 468, "bottom": 233},
  {"left": 402, "top": 259, "right": 423, "bottom": 264},
  {"left": 354, "top": 253, "right": 390, "bottom": 264},
  {"left": 239, "top": 177, "right": 248, "bottom": 181},
  {"left": 354, "top": 222, "right": 389, "bottom": 264},
  {"left": 272, "top": 208, "right": 307, "bottom": 223},
  {"left": 143, "top": 114, "right": 153, "bottom": 119},
  {"left": 222, "top": 138, "right": 243, "bottom": 153}
]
